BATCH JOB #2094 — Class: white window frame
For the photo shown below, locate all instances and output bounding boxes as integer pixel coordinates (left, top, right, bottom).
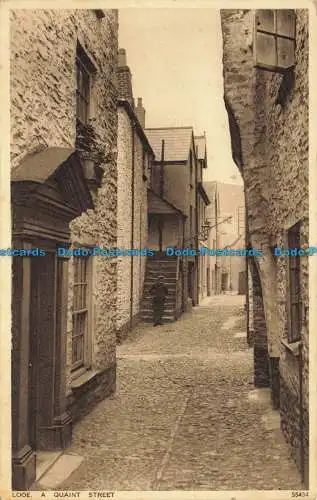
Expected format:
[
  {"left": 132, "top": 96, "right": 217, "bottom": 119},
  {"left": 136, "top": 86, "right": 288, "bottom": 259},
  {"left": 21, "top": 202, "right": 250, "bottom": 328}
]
[
  {"left": 71, "top": 252, "right": 93, "bottom": 375},
  {"left": 254, "top": 9, "right": 296, "bottom": 73}
]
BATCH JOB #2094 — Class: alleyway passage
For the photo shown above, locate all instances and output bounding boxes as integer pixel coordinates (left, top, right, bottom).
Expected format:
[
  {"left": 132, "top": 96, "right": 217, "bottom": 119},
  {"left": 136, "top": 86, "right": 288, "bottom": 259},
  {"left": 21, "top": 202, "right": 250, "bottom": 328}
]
[{"left": 37, "top": 295, "right": 301, "bottom": 491}]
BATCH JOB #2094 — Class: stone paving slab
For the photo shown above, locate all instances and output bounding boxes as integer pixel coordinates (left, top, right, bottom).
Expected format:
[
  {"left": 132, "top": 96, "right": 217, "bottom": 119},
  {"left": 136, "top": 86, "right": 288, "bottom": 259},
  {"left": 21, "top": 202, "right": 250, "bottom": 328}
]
[{"left": 35, "top": 294, "right": 302, "bottom": 491}]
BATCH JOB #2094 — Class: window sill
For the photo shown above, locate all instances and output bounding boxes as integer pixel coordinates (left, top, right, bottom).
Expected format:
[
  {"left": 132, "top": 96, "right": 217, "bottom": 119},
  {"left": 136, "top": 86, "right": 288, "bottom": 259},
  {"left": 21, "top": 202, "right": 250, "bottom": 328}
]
[
  {"left": 71, "top": 369, "right": 99, "bottom": 390},
  {"left": 281, "top": 339, "right": 301, "bottom": 357}
]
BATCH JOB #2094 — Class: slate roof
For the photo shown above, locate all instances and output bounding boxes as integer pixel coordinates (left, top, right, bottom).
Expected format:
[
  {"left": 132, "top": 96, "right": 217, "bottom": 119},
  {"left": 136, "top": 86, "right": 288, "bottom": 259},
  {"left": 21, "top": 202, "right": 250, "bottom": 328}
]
[
  {"left": 194, "top": 135, "right": 207, "bottom": 161},
  {"left": 145, "top": 127, "right": 193, "bottom": 162},
  {"left": 148, "top": 190, "right": 185, "bottom": 216}
]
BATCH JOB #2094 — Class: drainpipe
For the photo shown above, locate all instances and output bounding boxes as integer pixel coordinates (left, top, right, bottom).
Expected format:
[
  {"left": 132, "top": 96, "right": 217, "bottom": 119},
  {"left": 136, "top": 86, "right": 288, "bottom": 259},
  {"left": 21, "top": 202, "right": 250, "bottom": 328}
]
[
  {"left": 139, "top": 193, "right": 142, "bottom": 314},
  {"left": 130, "top": 123, "right": 135, "bottom": 329},
  {"left": 160, "top": 139, "right": 165, "bottom": 197},
  {"left": 159, "top": 140, "right": 165, "bottom": 252},
  {"left": 299, "top": 341, "right": 305, "bottom": 485},
  {"left": 182, "top": 216, "right": 186, "bottom": 311},
  {"left": 215, "top": 184, "right": 219, "bottom": 294},
  {"left": 245, "top": 188, "right": 251, "bottom": 344},
  {"left": 195, "top": 153, "right": 199, "bottom": 305}
]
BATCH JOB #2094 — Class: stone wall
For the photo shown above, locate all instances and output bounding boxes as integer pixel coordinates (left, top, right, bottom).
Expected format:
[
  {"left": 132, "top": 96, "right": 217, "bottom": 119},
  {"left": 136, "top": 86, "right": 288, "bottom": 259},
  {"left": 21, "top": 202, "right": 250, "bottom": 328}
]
[
  {"left": 221, "top": 9, "right": 309, "bottom": 485},
  {"left": 116, "top": 104, "right": 149, "bottom": 342},
  {"left": 249, "top": 257, "right": 269, "bottom": 388},
  {"left": 11, "top": 8, "right": 119, "bottom": 417}
]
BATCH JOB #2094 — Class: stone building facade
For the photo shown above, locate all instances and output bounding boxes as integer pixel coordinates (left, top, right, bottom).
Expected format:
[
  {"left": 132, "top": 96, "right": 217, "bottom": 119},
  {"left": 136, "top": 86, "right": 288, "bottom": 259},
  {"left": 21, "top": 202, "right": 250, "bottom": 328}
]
[
  {"left": 145, "top": 127, "right": 210, "bottom": 310},
  {"left": 116, "top": 49, "right": 156, "bottom": 339},
  {"left": 116, "top": 51, "right": 155, "bottom": 341},
  {"left": 10, "top": 8, "right": 118, "bottom": 489},
  {"left": 116, "top": 100, "right": 154, "bottom": 340},
  {"left": 221, "top": 9, "right": 309, "bottom": 486},
  {"left": 204, "top": 181, "right": 246, "bottom": 296},
  {"left": 195, "top": 134, "right": 210, "bottom": 301}
]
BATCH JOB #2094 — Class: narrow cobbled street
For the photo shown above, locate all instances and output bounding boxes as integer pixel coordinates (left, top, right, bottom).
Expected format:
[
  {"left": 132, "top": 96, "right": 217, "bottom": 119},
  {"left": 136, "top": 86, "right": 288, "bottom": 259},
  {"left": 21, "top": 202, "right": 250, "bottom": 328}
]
[{"left": 38, "top": 296, "right": 301, "bottom": 491}]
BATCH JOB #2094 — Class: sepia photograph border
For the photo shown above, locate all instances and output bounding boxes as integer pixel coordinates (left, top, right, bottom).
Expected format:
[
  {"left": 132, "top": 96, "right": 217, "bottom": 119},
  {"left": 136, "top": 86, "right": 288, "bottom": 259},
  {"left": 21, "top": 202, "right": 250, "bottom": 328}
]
[{"left": 0, "top": 0, "right": 316, "bottom": 497}]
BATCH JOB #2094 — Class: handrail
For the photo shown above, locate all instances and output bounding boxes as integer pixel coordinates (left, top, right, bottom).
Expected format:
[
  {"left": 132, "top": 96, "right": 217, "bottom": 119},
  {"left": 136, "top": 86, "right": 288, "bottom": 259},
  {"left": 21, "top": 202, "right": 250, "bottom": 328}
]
[{"left": 176, "top": 255, "right": 180, "bottom": 281}]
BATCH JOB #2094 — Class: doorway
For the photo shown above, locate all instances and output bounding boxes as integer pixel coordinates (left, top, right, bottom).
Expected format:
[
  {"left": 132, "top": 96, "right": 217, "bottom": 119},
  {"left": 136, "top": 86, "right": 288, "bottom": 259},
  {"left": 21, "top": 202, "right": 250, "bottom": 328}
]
[
  {"left": 221, "top": 272, "right": 228, "bottom": 293},
  {"left": 29, "top": 251, "right": 57, "bottom": 451},
  {"left": 207, "top": 268, "right": 211, "bottom": 296},
  {"left": 188, "top": 262, "right": 194, "bottom": 300}
]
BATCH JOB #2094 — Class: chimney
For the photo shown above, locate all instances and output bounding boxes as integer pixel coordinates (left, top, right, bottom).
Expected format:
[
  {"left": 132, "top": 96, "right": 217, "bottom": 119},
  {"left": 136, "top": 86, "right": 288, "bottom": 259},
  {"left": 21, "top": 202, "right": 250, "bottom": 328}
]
[
  {"left": 117, "top": 48, "right": 134, "bottom": 107},
  {"left": 135, "top": 97, "right": 146, "bottom": 129}
]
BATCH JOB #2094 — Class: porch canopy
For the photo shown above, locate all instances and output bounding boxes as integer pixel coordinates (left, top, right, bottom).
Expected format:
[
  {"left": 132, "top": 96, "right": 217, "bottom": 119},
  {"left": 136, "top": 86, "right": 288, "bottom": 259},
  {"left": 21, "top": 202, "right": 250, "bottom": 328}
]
[
  {"left": 11, "top": 147, "right": 94, "bottom": 242},
  {"left": 148, "top": 189, "right": 185, "bottom": 217},
  {"left": 11, "top": 147, "right": 95, "bottom": 490}
]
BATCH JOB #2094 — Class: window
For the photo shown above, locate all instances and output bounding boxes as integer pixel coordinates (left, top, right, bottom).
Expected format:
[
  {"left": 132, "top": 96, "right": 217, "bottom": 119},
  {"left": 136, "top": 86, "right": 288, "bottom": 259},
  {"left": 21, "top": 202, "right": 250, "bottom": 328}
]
[
  {"left": 189, "top": 205, "right": 193, "bottom": 247},
  {"left": 287, "top": 222, "right": 301, "bottom": 343},
  {"left": 147, "top": 155, "right": 152, "bottom": 179},
  {"left": 76, "top": 44, "right": 96, "bottom": 124},
  {"left": 72, "top": 255, "right": 91, "bottom": 371},
  {"left": 142, "top": 149, "right": 148, "bottom": 181},
  {"left": 189, "top": 151, "right": 193, "bottom": 188},
  {"left": 254, "top": 10, "right": 296, "bottom": 72},
  {"left": 93, "top": 9, "right": 105, "bottom": 19}
]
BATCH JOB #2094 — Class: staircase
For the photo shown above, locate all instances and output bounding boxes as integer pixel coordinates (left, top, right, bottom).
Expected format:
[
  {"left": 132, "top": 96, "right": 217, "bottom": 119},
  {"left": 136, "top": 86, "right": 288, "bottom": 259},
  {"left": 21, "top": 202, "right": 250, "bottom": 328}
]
[{"left": 141, "top": 255, "right": 179, "bottom": 323}]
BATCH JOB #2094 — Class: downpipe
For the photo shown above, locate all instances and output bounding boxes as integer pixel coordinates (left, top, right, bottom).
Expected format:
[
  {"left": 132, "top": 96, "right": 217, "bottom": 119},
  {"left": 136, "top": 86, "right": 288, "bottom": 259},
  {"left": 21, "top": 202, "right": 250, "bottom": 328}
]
[
  {"left": 298, "top": 341, "right": 305, "bottom": 486},
  {"left": 130, "top": 123, "right": 135, "bottom": 329}
]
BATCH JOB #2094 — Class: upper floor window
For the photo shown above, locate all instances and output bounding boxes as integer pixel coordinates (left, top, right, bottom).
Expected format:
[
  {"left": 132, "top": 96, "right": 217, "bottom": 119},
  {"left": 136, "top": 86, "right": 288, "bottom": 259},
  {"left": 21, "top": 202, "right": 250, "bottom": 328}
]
[
  {"left": 142, "top": 149, "right": 149, "bottom": 181},
  {"left": 189, "top": 151, "right": 193, "bottom": 188},
  {"left": 76, "top": 43, "right": 97, "bottom": 124},
  {"left": 72, "top": 254, "right": 92, "bottom": 372},
  {"left": 287, "top": 222, "right": 302, "bottom": 343},
  {"left": 93, "top": 9, "right": 105, "bottom": 19},
  {"left": 254, "top": 10, "right": 296, "bottom": 72}
]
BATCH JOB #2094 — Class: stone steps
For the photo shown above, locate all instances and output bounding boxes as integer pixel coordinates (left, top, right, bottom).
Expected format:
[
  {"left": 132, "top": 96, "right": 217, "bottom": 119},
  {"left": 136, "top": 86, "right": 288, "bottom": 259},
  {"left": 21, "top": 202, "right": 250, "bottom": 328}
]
[
  {"left": 141, "top": 256, "right": 178, "bottom": 322},
  {"left": 141, "top": 297, "right": 176, "bottom": 307},
  {"left": 140, "top": 313, "right": 175, "bottom": 323}
]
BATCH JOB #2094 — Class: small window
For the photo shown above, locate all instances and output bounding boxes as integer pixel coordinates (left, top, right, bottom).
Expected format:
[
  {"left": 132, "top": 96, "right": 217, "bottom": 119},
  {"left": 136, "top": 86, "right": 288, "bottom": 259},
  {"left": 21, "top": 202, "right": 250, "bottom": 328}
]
[
  {"left": 93, "top": 9, "right": 105, "bottom": 19},
  {"left": 189, "top": 205, "right": 193, "bottom": 247},
  {"left": 76, "top": 44, "right": 97, "bottom": 124},
  {"left": 142, "top": 149, "right": 148, "bottom": 181},
  {"left": 189, "top": 151, "right": 193, "bottom": 188},
  {"left": 254, "top": 9, "right": 296, "bottom": 72},
  {"left": 72, "top": 254, "right": 91, "bottom": 371},
  {"left": 147, "top": 155, "right": 152, "bottom": 178},
  {"left": 287, "top": 222, "right": 301, "bottom": 343}
]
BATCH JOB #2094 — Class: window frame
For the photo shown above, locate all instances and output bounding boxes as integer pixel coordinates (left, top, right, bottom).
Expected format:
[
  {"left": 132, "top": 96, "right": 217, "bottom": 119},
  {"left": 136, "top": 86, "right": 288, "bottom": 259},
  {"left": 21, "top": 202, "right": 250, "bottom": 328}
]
[
  {"left": 286, "top": 222, "right": 302, "bottom": 344},
  {"left": 76, "top": 43, "right": 97, "bottom": 125},
  {"left": 189, "top": 151, "right": 193, "bottom": 188},
  {"left": 254, "top": 9, "right": 296, "bottom": 73},
  {"left": 147, "top": 154, "right": 153, "bottom": 181},
  {"left": 142, "top": 149, "right": 148, "bottom": 181},
  {"left": 71, "top": 252, "right": 93, "bottom": 375}
]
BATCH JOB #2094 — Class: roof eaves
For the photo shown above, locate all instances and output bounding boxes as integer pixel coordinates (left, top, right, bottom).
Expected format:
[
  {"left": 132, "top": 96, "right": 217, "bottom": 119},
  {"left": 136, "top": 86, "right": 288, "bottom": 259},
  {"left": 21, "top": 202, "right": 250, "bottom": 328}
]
[
  {"left": 118, "top": 99, "right": 155, "bottom": 157},
  {"left": 198, "top": 182, "right": 210, "bottom": 205},
  {"left": 148, "top": 188, "right": 187, "bottom": 218},
  {"left": 145, "top": 126, "right": 194, "bottom": 131}
]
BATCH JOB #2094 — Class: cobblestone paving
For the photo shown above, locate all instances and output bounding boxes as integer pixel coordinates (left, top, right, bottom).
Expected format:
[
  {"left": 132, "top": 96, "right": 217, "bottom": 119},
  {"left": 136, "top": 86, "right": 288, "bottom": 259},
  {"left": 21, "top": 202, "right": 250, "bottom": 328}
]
[{"left": 51, "top": 295, "right": 302, "bottom": 490}]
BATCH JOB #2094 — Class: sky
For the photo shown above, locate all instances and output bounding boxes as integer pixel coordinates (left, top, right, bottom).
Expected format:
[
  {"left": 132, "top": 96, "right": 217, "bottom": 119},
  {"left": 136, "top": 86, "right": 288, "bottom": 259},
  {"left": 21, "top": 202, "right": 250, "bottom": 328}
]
[{"left": 119, "top": 8, "right": 243, "bottom": 185}]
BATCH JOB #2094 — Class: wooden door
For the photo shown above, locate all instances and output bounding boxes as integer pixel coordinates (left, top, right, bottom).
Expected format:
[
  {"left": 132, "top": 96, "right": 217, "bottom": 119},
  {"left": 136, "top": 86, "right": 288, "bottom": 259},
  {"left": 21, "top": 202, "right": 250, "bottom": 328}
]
[
  {"left": 207, "top": 268, "right": 211, "bottom": 296},
  {"left": 221, "top": 272, "right": 228, "bottom": 292},
  {"left": 238, "top": 271, "right": 246, "bottom": 295},
  {"left": 28, "top": 258, "right": 41, "bottom": 450},
  {"left": 28, "top": 251, "right": 57, "bottom": 450}
]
